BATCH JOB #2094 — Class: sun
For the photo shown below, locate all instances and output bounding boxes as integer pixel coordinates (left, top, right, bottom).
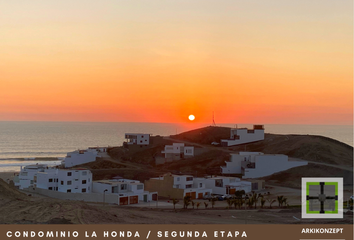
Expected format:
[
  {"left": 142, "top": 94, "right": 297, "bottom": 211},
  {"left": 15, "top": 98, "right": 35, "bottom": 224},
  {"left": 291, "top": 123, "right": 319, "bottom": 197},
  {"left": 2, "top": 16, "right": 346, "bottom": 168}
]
[{"left": 188, "top": 115, "right": 195, "bottom": 121}]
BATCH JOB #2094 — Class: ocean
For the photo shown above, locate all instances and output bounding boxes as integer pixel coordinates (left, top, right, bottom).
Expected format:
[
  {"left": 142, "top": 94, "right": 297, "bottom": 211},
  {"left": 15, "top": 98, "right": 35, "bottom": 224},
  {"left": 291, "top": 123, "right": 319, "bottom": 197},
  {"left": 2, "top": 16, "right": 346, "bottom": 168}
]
[{"left": 0, "top": 121, "right": 352, "bottom": 172}]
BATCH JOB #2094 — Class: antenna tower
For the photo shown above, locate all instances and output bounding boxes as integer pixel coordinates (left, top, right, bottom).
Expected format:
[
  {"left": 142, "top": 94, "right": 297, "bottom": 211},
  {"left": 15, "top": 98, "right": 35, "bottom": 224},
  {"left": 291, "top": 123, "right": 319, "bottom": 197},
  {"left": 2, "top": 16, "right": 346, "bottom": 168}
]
[{"left": 212, "top": 112, "right": 216, "bottom": 126}]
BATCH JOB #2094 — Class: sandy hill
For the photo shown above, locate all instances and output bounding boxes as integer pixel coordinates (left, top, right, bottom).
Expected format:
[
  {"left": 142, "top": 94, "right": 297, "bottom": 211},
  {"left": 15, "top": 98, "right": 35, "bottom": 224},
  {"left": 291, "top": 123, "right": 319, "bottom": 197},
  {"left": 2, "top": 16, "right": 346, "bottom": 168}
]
[
  {"left": 101, "top": 126, "right": 352, "bottom": 188},
  {"left": 171, "top": 126, "right": 353, "bottom": 167},
  {"left": 0, "top": 178, "right": 28, "bottom": 201}
]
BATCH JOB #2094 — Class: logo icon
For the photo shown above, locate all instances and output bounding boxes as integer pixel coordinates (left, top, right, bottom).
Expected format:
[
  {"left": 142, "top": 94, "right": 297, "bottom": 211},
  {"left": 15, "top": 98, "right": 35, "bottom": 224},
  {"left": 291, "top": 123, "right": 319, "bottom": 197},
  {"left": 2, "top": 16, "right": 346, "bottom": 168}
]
[{"left": 302, "top": 178, "right": 343, "bottom": 218}]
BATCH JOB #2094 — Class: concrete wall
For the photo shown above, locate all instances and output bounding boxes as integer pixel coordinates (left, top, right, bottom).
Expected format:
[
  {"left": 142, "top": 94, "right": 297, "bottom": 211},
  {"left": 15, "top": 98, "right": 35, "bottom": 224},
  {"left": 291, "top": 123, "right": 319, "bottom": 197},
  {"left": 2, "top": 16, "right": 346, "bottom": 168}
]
[
  {"left": 144, "top": 175, "right": 184, "bottom": 199},
  {"left": 23, "top": 187, "right": 121, "bottom": 204},
  {"left": 23, "top": 187, "right": 153, "bottom": 205}
]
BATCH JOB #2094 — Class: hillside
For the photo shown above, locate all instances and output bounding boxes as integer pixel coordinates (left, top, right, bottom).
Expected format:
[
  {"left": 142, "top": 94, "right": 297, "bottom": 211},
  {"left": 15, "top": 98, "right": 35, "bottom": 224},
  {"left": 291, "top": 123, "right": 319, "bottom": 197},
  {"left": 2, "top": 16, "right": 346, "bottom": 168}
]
[
  {"left": 100, "top": 126, "right": 353, "bottom": 189},
  {"left": 171, "top": 126, "right": 353, "bottom": 167}
]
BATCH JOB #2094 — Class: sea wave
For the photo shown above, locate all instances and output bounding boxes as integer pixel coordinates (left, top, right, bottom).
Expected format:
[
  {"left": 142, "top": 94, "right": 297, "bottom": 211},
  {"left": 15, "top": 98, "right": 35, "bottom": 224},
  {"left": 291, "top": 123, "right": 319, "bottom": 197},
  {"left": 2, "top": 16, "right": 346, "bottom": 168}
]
[
  {"left": 0, "top": 151, "right": 67, "bottom": 155},
  {"left": 0, "top": 157, "right": 65, "bottom": 161}
]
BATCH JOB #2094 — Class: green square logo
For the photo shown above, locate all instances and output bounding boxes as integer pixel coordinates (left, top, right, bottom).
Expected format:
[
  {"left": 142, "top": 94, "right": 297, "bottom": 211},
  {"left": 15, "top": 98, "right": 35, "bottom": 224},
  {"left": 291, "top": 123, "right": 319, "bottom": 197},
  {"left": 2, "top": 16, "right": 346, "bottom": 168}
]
[{"left": 302, "top": 178, "right": 343, "bottom": 218}]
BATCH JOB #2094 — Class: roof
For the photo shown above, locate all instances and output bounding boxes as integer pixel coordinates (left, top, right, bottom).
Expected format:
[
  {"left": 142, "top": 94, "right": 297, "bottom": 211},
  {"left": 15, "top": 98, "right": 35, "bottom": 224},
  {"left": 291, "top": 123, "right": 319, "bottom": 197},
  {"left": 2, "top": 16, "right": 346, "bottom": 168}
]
[{"left": 93, "top": 179, "right": 140, "bottom": 184}]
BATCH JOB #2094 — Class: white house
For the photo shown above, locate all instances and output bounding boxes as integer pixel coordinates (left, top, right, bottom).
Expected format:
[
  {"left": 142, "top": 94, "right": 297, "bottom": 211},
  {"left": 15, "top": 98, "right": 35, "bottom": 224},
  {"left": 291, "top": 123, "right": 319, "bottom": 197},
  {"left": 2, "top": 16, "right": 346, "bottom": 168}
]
[
  {"left": 161, "top": 143, "right": 194, "bottom": 160},
  {"left": 15, "top": 165, "right": 93, "bottom": 193},
  {"left": 35, "top": 169, "right": 93, "bottom": 193},
  {"left": 200, "top": 176, "right": 252, "bottom": 195},
  {"left": 92, "top": 179, "right": 157, "bottom": 204},
  {"left": 221, "top": 125, "right": 265, "bottom": 147},
  {"left": 15, "top": 164, "right": 54, "bottom": 190},
  {"left": 63, "top": 149, "right": 99, "bottom": 168},
  {"left": 221, "top": 152, "right": 308, "bottom": 178},
  {"left": 125, "top": 133, "right": 150, "bottom": 145}
]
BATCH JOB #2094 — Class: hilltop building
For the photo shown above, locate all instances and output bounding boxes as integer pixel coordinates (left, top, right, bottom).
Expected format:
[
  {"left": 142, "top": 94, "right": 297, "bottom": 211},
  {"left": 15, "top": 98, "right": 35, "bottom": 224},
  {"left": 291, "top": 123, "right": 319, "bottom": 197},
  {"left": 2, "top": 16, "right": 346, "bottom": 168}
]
[
  {"left": 221, "top": 152, "right": 308, "bottom": 178},
  {"left": 124, "top": 133, "right": 150, "bottom": 146},
  {"left": 162, "top": 143, "right": 194, "bottom": 160},
  {"left": 221, "top": 125, "right": 265, "bottom": 147},
  {"left": 62, "top": 148, "right": 100, "bottom": 168},
  {"left": 155, "top": 143, "right": 195, "bottom": 165}
]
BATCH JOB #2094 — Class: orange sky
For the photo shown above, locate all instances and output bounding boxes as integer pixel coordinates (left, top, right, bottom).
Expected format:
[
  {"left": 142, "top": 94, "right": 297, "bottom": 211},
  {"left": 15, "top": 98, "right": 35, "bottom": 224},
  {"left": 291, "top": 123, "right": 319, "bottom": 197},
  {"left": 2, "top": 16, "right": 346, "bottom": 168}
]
[{"left": 0, "top": 1, "right": 352, "bottom": 125}]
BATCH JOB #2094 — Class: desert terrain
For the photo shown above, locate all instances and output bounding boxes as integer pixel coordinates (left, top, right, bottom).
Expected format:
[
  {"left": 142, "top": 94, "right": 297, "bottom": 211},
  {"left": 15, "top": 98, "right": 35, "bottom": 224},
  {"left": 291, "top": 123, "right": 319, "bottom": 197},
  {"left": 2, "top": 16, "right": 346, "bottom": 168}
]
[{"left": 0, "top": 126, "right": 352, "bottom": 224}]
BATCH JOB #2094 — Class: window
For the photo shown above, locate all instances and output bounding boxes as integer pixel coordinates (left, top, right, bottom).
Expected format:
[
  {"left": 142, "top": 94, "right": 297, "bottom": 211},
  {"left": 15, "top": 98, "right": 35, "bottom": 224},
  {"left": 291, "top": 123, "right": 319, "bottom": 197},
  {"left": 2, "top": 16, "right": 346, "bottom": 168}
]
[
  {"left": 67, "top": 189, "right": 71, "bottom": 193},
  {"left": 67, "top": 181, "right": 72, "bottom": 185},
  {"left": 82, "top": 180, "right": 87, "bottom": 184},
  {"left": 88, "top": 187, "right": 90, "bottom": 191},
  {"left": 88, "top": 178, "right": 90, "bottom": 182},
  {"left": 215, "top": 179, "right": 223, "bottom": 187},
  {"left": 137, "top": 184, "right": 143, "bottom": 190},
  {"left": 120, "top": 184, "right": 127, "bottom": 190},
  {"left": 75, "top": 179, "right": 78, "bottom": 181},
  {"left": 186, "top": 177, "right": 193, "bottom": 181},
  {"left": 67, "top": 172, "right": 72, "bottom": 176},
  {"left": 21, "top": 172, "right": 28, "bottom": 176},
  {"left": 30, "top": 180, "right": 33, "bottom": 184},
  {"left": 82, "top": 188, "right": 86, "bottom": 193},
  {"left": 49, "top": 179, "right": 53, "bottom": 182},
  {"left": 61, "top": 181, "right": 64, "bottom": 185},
  {"left": 82, "top": 171, "right": 87, "bottom": 176},
  {"left": 199, "top": 183, "right": 203, "bottom": 188},
  {"left": 186, "top": 184, "right": 192, "bottom": 189},
  {"left": 48, "top": 187, "right": 53, "bottom": 190},
  {"left": 55, "top": 187, "right": 58, "bottom": 191},
  {"left": 176, "top": 177, "right": 180, "bottom": 181}
]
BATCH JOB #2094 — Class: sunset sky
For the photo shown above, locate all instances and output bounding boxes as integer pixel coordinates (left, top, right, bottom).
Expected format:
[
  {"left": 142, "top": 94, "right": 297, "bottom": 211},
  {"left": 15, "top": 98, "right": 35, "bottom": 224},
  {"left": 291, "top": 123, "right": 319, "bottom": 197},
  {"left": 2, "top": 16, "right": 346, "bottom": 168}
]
[{"left": 0, "top": 1, "right": 352, "bottom": 125}]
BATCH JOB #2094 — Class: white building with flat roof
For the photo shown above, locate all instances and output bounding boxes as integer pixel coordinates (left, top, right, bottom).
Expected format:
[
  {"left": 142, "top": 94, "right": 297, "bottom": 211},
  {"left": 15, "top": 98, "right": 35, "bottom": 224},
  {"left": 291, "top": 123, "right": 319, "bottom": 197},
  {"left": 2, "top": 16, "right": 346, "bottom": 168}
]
[
  {"left": 221, "top": 125, "right": 265, "bottom": 147},
  {"left": 125, "top": 133, "right": 150, "bottom": 145},
  {"left": 200, "top": 176, "right": 252, "bottom": 195},
  {"left": 35, "top": 169, "right": 93, "bottom": 193},
  {"left": 92, "top": 179, "right": 157, "bottom": 204},
  {"left": 221, "top": 152, "right": 308, "bottom": 178},
  {"left": 161, "top": 143, "right": 194, "bottom": 160},
  {"left": 63, "top": 149, "right": 98, "bottom": 168},
  {"left": 15, "top": 164, "right": 56, "bottom": 190}
]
